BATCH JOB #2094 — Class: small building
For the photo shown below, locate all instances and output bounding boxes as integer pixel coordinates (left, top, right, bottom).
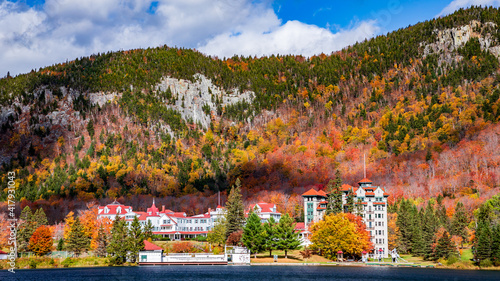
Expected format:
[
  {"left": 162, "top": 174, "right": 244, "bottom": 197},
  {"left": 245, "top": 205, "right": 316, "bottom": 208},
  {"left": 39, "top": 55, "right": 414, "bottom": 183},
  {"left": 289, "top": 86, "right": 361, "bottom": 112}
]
[
  {"left": 246, "top": 202, "right": 281, "bottom": 223},
  {"left": 294, "top": 222, "right": 312, "bottom": 247},
  {"left": 139, "top": 240, "right": 163, "bottom": 263},
  {"left": 226, "top": 246, "right": 250, "bottom": 264},
  {"left": 0, "top": 250, "right": 7, "bottom": 260}
]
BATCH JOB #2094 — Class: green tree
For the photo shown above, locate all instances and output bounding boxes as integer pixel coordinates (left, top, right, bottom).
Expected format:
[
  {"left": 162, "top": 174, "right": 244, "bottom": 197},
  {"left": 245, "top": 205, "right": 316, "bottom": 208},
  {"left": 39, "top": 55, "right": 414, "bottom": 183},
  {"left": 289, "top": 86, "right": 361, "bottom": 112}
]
[
  {"left": 275, "top": 213, "right": 301, "bottom": 258},
  {"left": 208, "top": 216, "right": 227, "bottom": 246},
  {"left": 17, "top": 206, "right": 34, "bottom": 252},
  {"left": 450, "top": 201, "right": 469, "bottom": 247},
  {"left": 263, "top": 217, "right": 278, "bottom": 257},
  {"left": 422, "top": 201, "right": 438, "bottom": 259},
  {"left": 33, "top": 208, "right": 48, "bottom": 226},
  {"left": 434, "top": 231, "right": 454, "bottom": 260},
  {"left": 325, "top": 170, "right": 343, "bottom": 215},
  {"left": 128, "top": 216, "right": 145, "bottom": 263},
  {"left": 56, "top": 238, "right": 65, "bottom": 251},
  {"left": 87, "top": 119, "right": 95, "bottom": 138},
  {"left": 144, "top": 220, "right": 154, "bottom": 241},
  {"left": 66, "top": 217, "right": 90, "bottom": 256},
  {"left": 396, "top": 199, "right": 414, "bottom": 253},
  {"left": 242, "top": 211, "right": 265, "bottom": 258},
  {"left": 108, "top": 215, "right": 130, "bottom": 265},
  {"left": 95, "top": 225, "right": 108, "bottom": 257},
  {"left": 225, "top": 178, "right": 245, "bottom": 238},
  {"left": 436, "top": 195, "right": 449, "bottom": 229},
  {"left": 345, "top": 189, "right": 355, "bottom": 213},
  {"left": 411, "top": 207, "right": 425, "bottom": 256}
]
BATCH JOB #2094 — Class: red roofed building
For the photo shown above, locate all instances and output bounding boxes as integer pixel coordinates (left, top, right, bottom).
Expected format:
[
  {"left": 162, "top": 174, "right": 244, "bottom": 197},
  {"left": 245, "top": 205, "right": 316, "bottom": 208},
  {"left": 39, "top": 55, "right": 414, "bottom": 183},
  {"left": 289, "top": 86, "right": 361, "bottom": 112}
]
[
  {"left": 246, "top": 202, "right": 281, "bottom": 223},
  {"left": 302, "top": 177, "right": 390, "bottom": 258}
]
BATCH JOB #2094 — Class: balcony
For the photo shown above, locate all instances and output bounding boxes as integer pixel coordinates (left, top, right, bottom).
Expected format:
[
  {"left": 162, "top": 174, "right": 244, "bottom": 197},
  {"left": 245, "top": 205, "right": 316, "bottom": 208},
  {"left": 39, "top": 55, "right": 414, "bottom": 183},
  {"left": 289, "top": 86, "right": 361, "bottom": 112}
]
[
  {"left": 365, "top": 210, "right": 375, "bottom": 215},
  {"left": 366, "top": 227, "right": 375, "bottom": 231}
]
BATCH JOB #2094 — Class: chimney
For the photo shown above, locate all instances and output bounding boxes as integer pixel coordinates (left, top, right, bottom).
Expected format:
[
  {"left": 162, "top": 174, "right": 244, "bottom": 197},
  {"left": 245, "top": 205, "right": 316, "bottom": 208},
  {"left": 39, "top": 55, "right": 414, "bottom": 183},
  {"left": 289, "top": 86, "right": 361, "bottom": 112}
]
[
  {"left": 162, "top": 205, "right": 165, "bottom": 212},
  {"left": 208, "top": 208, "right": 211, "bottom": 214}
]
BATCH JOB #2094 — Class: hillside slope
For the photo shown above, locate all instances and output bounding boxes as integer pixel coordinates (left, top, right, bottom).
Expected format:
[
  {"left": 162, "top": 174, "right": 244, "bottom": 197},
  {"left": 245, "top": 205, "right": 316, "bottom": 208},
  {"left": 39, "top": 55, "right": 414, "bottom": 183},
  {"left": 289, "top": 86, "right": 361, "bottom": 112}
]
[{"left": 1, "top": 6, "right": 499, "bottom": 220}]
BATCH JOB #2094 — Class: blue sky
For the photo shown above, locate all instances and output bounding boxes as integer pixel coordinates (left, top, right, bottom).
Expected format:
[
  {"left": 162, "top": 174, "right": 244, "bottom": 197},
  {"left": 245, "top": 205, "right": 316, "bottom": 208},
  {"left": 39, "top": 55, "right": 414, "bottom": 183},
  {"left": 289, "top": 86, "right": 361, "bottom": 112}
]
[{"left": 1, "top": 0, "right": 499, "bottom": 77}]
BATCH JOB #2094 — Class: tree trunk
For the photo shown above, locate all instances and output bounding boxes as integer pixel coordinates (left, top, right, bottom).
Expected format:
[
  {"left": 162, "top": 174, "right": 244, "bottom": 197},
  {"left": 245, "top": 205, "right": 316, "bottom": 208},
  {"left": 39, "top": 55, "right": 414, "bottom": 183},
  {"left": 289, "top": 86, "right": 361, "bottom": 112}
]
[
  {"left": 285, "top": 250, "right": 288, "bottom": 259},
  {"left": 270, "top": 250, "right": 272, "bottom": 257}
]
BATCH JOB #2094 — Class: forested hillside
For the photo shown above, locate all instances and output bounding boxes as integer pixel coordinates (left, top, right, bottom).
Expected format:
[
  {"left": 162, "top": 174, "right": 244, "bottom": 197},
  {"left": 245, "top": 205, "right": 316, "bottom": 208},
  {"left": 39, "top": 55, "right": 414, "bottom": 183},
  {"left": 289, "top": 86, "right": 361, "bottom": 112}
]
[{"left": 1, "top": 6, "right": 499, "bottom": 222}]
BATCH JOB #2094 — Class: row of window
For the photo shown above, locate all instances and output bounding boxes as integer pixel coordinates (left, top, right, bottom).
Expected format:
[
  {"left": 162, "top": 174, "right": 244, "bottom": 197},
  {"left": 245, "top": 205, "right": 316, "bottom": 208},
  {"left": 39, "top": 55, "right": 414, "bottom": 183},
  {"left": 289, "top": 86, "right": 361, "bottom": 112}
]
[
  {"left": 375, "top": 238, "right": 385, "bottom": 244},
  {"left": 178, "top": 219, "right": 210, "bottom": 224}
]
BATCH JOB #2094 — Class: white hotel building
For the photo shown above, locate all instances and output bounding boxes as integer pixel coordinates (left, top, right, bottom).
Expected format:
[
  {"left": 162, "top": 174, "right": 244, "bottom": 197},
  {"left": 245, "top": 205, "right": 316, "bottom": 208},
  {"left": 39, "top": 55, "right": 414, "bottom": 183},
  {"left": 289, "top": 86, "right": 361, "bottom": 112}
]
[
  {"left": 97, "top": 200, "right": 280, "bottom": 240},
  {"left": 302, "top": 178, "right": 389, "bottom": 258}
]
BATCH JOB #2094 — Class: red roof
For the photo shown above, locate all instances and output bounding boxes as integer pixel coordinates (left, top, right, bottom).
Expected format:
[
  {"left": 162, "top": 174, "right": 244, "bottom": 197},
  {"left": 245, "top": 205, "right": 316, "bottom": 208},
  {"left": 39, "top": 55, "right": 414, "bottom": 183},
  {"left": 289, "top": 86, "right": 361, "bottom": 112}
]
[
  {"left": 294, "top": 222, "right": 305, "bottom": 231},
  {"left": 317, "top": 206, "right": 326, "bottom": 210},
  {"left": 383, "top": 193, "right": 389, "bottom": 197},
  {"left": 248, "top": 202, "right": 277, "bottom": 213},
  {"left": 358, "top": 178, "right": 373, "bottom": 183},
  {"left": 365, "top": 192, "right": 375, "bottom": 196},
  {"left": 302, "top": 188, "right": 320, "bottom": 196},
  {"left": 317, "top": 190, "right": 327, "bottom": 197},
  {"left": 341, "top": 184, "right": 353, "bottom": 191},
  {"left": 0, "top": 250, "right": 7, "bottom": 254},
  {"left": 374, "top": 202, "right": 386, "bottom": 205},
  {"left": 143, "top": 240, "right": 162, "bottom": 251},
  {"left": 98, "top": 203, "right": 132, "bottom": 215},
  {"left": 318, "top": 201, "right": 328, "bottom": 205}
]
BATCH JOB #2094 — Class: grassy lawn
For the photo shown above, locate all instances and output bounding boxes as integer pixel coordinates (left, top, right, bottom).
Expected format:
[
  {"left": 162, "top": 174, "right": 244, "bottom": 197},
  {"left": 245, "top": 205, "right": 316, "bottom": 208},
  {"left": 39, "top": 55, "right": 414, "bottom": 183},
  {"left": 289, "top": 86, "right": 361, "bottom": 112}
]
[
  {"left": 250, "top": 250, "right": 331, "bottom": 263},
  {"left": 460, "top": 248, "right": 473, "bottom": 262}
]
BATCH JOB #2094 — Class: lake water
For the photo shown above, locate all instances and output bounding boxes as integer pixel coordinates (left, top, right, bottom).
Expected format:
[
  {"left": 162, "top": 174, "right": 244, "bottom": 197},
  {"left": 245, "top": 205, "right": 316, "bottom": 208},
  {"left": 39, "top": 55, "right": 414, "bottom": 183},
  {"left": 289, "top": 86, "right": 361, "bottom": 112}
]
[{"left": 1, "top": 265, "right": 500, "bottom": 281}]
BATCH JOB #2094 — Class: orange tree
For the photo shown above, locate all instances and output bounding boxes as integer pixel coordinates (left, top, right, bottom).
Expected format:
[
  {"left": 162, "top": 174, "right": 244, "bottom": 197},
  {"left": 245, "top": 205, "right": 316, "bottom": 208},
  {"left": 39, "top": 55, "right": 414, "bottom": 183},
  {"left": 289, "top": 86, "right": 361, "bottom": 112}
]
[
  {"left": 310, "top": 213, "right": 372, "bottom": 260},
  {"left": 28, "top": 225, "right": 53, "bottom": 256}
]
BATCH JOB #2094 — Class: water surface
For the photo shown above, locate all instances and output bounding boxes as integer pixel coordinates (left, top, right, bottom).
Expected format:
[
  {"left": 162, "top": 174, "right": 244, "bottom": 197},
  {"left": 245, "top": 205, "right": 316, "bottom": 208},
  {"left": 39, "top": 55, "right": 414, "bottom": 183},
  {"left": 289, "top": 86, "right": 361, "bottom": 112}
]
[{"left": 1, "top": 265, "right": 499, "bottom": 281}]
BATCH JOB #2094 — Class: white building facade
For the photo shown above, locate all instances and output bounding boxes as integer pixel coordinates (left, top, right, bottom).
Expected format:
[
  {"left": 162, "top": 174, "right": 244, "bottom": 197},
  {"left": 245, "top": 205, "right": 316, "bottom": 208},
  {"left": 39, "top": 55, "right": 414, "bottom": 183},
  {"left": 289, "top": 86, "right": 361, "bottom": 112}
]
[{"left": 302, "top": 178, "right": 389, "bottom": 258}]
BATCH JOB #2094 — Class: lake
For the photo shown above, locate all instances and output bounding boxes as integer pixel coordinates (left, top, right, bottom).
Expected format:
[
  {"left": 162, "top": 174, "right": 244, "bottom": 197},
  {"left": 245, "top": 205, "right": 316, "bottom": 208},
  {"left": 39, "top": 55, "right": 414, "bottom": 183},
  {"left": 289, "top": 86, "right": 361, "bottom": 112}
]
[{"left": 1, "top": 265, "right": 500, "bottom": 281}]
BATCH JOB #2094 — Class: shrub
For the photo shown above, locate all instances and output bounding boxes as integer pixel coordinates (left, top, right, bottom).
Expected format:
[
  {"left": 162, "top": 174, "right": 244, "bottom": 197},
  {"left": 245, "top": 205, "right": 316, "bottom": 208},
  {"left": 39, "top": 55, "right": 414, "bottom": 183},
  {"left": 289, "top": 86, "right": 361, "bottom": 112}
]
[
  {"left": 446, "top": 255, "right": 458, "bottom": 265},
  {"left": 196, "top": 236, "right": 207, "bottom": 242},
  {"left": 479, "top": 258, "right": 493, "bottom": 268},
  {"left": 172, "top": 242, "right": 195, "bottom": 253},
  {"left": 28, "top": 259, "right": 38, "bottom": 269},
  {"left": 61, "top": 257, "right": 76, "bottom": 268}
]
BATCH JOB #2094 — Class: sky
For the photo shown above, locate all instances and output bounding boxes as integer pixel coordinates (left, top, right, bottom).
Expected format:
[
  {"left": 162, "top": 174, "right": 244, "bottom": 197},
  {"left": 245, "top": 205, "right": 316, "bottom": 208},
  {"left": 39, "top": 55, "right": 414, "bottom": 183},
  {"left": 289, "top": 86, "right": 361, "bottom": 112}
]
[{"left": 1, "top": 0, "right": 500, "bottom": 77}]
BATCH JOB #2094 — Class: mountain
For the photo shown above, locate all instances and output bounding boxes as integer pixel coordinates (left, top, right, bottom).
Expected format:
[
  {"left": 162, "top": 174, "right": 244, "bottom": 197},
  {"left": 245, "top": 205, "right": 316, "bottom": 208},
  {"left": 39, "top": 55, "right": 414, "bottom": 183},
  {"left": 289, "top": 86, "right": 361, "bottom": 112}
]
[{"left": 1, "top": 6, "right": 499, "bottom": 222}]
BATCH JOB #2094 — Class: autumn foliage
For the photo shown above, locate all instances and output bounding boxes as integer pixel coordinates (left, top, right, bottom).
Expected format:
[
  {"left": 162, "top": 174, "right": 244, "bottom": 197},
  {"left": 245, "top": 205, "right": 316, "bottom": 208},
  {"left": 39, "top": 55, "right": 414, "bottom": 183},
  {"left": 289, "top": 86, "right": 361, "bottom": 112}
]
[
  {"left": 310, "top": 213, "right": 372, "bottom": 259},
  {"left": 29, "top": 225, "right": 53, "bottom": 256}
]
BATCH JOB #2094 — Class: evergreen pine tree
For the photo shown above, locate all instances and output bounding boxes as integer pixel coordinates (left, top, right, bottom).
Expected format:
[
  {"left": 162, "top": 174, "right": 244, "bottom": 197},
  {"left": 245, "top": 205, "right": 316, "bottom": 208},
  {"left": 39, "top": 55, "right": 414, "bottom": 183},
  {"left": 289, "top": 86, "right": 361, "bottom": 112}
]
[
  {"left": 56, "top": 238, "right": 65, "bottom": 251},
  {"left": 491, "top": 225, "right": 500, "bottom": 266},
  {"left": 434, "top": 231, "right": 454, "bottom": 260},
  {"left": 128, "top": 216, "right": 145, "bottom": 263},
  {"left": 108, "top": 215, "right": 130, "bottom": 265},
  {"left": 436, "top": 195, "right": 449, "bottom": 229},
  {"left": 396, "top": 199, "right": 413, "bottom": 253},
  {"left": 242, "top": 211, "right": 265, "bottom": 258},
  {"left": 422, "top": 201, "right": 438, "bottom": 260},
  {"left": 33, "top": 208, "right": 48, "bottom": 226},
  {"left": 17, "top": 206, "right": 34, "bottom": 252},
  {"left": 450, "top": 201, "right": 469, "bottom": 247},
  {"left": 326, "top": 170, "right": 343, "bottom": 215},
  {"left": 474, "top": 203, "right": 494, "bottom": 263},
  {"left": 345, "top": 189, "right": 355, "bottom": 213},
  {"left": 225, "top": 178, "right": 245, "bottom": 238},
  {"left": 411, "top": 207, "right": 425, "bottom": 256},
  {"left": 263, "top": 217, "right": 278, "bottom": 257},
  {"left": 275, "top": 214, "right": 301, "bottom": 258},
  {"left": 144, "top": 220, "right": 154, "bottom": 241},
  {"left": 355, "top": 198, "right": 364, "bottom": 217},
  {"left": 66, "top": 217, "right": 90, "bottom": 256},
  {"left": 95, "top": 225, "right": 108, "bottom": 257}
]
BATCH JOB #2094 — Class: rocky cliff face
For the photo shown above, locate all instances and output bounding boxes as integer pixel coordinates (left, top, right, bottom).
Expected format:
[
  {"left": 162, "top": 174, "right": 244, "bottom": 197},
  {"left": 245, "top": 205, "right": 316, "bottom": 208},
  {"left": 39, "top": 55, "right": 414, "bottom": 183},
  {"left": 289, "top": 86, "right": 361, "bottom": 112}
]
[
  {"left": 156, "top": 74, "right": 254, "bottom": 129},
  {"left": 422, "top": 20, "right": 500, "bottom": 63}
]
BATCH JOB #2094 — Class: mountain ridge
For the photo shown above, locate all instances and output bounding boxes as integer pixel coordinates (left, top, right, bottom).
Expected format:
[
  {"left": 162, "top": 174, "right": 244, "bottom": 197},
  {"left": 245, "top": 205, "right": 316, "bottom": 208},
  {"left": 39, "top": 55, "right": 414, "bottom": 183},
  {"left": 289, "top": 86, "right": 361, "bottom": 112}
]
[{"left": 1, "top": 6, "right": 499, "bottom": 222}]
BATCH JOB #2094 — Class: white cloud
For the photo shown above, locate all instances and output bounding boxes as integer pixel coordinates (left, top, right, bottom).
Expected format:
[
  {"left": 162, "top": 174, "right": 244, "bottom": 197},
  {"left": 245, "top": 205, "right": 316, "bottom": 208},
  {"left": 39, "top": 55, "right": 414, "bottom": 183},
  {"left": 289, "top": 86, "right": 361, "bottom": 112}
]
[
  {"left": 0, "top": 0, "right": 380, "bottom": 78},
  {"left": 438, "top": 0, "right": 500, "bottom": 17},
  {"left": 198, "top": 20, "right": 379, "bottom": 58}
]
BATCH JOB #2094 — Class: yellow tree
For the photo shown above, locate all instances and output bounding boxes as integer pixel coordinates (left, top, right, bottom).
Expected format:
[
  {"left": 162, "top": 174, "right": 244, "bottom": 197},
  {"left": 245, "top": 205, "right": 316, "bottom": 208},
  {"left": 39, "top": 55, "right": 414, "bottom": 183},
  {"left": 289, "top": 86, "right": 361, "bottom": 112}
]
[
  {"left": 80, "top": 204, "right": 99, "bottom": 249},
  {"left": 63, "top": 211, "right": 75, "bottom": 240},
  {"left": 310, "top": 213, "right": 372, "bottom": 259}
]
